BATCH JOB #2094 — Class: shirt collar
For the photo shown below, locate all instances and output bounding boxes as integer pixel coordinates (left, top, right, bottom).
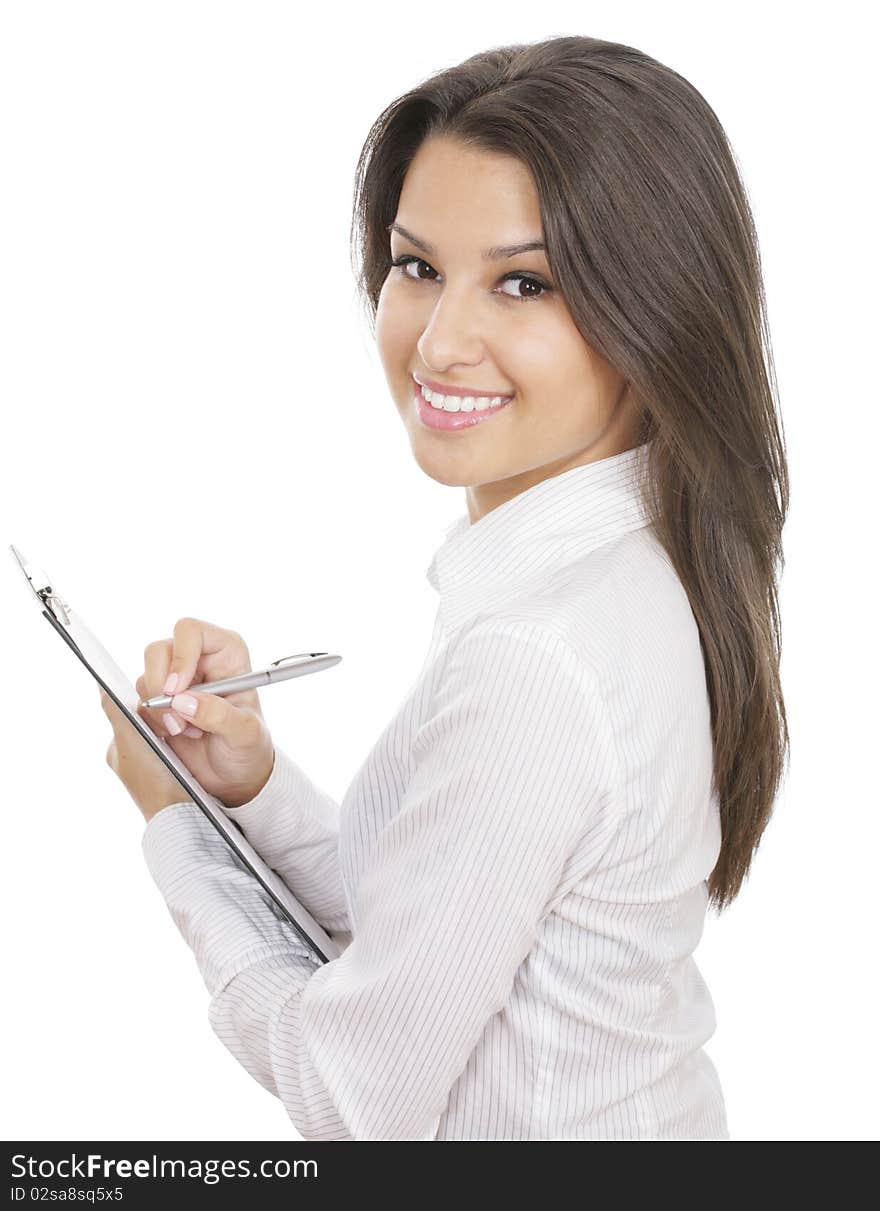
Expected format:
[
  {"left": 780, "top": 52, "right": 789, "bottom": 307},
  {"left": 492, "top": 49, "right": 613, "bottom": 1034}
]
[{"left": 426, "top": 440, "right": 655, "bottom": 636}]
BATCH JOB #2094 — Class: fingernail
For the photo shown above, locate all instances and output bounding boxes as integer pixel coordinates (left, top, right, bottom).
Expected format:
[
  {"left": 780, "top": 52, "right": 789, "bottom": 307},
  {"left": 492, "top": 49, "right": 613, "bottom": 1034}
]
[
  {"left": 163, "top": 672, "right": 179, "bottom": 696},
  {"left": 172, "top": 693, "right": 198, "bottom": 717},
  {"left": 163, "top": 712, "right": 183, "bottom": 735},
  {"left": 182, "top": 725, "right": 203, "bottom": 738}
]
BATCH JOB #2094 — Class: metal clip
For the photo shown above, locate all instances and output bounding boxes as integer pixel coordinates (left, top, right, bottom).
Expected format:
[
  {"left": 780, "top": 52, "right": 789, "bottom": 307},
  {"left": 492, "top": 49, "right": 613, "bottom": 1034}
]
[
  {"left": 269, "top": 652, "right": 329, "bottom": 667},
  {"left": 9, "top": 546, "right": 71, "bottom": 627},
  {"left": 39, "top": 586, "right": 71, "bottom": 627}
]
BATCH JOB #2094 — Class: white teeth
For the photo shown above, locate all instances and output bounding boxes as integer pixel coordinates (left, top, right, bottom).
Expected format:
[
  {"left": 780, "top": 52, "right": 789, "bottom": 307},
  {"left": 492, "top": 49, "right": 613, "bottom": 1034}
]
[{"left": 420, "top": 384, "right": 508, "bottom": 412}]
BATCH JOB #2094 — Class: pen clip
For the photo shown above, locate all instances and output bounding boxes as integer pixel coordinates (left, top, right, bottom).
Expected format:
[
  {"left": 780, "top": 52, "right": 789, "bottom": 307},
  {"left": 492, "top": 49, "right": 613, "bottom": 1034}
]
[{"left": 269, "top": 652, "right": 329, "bottom": 667}]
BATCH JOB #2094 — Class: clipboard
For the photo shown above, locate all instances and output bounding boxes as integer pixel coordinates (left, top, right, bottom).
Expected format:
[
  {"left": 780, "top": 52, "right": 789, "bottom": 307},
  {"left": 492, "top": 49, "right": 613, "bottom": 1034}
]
[{"left": 9, "top": 543, "right": 342, "bottom": 966}]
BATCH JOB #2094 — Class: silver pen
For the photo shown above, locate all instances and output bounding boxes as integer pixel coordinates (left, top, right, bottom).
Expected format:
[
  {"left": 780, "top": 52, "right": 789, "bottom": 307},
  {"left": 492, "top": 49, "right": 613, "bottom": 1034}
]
[{"left": 139, "top": 651, "right": 342, "bottom": 710}]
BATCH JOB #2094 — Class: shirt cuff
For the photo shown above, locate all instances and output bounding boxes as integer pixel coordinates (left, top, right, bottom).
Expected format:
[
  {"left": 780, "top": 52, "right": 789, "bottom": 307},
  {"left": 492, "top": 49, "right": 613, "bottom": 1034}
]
[
  {"left": 141, "top": 800, "right": 226, "bottom": 895},
  {"left": 141, "top": 801, "right": 314, "bottom": 995},
  {"left": 216, "top": 745, "right": 335, "bottom": 832},
  {"left": 197, "top": 746, "right": 349, "bottom": 935}
]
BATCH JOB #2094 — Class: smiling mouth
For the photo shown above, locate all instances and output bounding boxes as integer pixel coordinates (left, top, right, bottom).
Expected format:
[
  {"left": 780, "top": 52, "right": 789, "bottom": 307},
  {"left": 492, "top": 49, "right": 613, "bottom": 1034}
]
[
  {"left": 414, "top": 375, "right": 514, "bottom": 403},
  {"left": 412, "top": 379, "right": 514, "bottom": 431},
  {"left": 412, "top": 377, "right": 513, "bottom": 412}
]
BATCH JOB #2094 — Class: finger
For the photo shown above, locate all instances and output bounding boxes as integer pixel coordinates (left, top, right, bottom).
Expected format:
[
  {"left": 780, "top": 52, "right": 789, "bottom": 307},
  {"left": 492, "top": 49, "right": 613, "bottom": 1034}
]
[
  {"left": 166, "top": 617, "right": 250, "bottom": 697},
  {"left": 137, "top": 673, "right": 164, "bottom": 716},
  {"left": 99, "top": 688, "right": 123, "bottom": 722},
  {"left": 142, "top": 637, "right": 174, "bottom": 698},
  {"left": 137, "top": 658, "right": 187, "bottom": 737},
  {"left": 140, "top": 640, "right": 180, "bottom": 733},
  {"left": 169, "top": 687, "right": 260, "bottom": 745},
  {"left": 159, "top": 710, "right": 204, "bottom": 740}
]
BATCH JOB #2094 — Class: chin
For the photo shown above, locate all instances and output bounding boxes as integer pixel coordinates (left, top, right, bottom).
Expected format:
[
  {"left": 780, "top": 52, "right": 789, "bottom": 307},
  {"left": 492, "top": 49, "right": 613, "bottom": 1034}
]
[
  {"left": 413, "top": 459, "right": 470, "bottom": 488},
  {"left": 406, "top": 443, "right": 471, "bottom": 488}
]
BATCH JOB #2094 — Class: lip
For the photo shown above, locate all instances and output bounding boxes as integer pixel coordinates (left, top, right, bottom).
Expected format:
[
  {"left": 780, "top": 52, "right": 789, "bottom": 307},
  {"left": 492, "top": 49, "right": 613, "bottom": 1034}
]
[
  {"left": 412, "top": 379, "right": 514, "bottom": 431},
  {"left": 413, "top": 374, "right": 514, "bottom": 400}
]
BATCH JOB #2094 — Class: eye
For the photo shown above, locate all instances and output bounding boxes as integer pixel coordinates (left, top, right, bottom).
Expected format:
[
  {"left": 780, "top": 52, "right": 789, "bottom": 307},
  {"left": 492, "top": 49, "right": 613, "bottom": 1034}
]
[
  {"left": 391, "top": 255, "right": 437, "bottom": 283},
  {"left": 389, "top": 255, "right": 553, "bottom": 304}
]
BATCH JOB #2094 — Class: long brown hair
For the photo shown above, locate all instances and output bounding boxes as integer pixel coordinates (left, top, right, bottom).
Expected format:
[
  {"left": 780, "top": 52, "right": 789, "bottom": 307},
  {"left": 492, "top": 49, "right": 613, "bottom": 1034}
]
[{"left": 348, "top": 34, "right": 790, "bottom": 913}]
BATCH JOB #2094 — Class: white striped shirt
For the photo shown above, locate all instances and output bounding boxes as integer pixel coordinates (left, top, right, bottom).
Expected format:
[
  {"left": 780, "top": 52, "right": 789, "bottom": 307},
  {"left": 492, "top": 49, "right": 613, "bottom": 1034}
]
[{"left": 142, "top": 440, "right": 729, "bottom": 1140}]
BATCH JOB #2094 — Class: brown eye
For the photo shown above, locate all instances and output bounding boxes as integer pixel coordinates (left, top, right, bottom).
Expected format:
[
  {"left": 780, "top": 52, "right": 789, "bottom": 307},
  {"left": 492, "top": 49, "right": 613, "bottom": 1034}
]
[
  {"left": 389, "top": 255, "right": 553, "bottom": 304},
  {"left": 390, "top": 255, "right": 437, "bottom": 281},
  {"left": 497, "top": 275, "right": 550, "bottom": 302}
]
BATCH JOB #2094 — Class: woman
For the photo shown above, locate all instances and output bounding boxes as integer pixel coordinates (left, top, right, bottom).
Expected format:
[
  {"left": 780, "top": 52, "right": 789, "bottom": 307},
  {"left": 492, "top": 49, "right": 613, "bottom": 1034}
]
[{"left": 101, "top": 34, "right": 789, "bottom": 1140}]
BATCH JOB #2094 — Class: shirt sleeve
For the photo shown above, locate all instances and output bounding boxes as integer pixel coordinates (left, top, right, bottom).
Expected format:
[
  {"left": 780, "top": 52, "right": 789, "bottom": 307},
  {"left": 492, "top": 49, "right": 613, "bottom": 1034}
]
[
  {"left": 215, "top": 745, "right": 350, "bottom": 936},
  {"left": 141, "top": 618, "right": 621, "bottom": 1141}
]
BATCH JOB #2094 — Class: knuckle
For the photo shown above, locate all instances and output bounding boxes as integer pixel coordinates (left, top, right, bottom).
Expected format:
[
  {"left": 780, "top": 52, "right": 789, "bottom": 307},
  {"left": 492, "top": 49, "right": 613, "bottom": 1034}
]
[
  {"left": 172, "top": 618, "right": 201, "bottom": 670},
  {"left": 213, "top": 622, "right": 247, "bottom": 661},
  {"left": 224, "top": 630, "right": 250, "bottom": 668}
]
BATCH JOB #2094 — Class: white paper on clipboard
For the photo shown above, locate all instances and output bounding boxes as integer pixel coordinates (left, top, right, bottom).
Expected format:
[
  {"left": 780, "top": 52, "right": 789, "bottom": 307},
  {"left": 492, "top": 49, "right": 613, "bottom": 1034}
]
[{"left": 9, "top": 543, "right": 342, "bottom": 966}]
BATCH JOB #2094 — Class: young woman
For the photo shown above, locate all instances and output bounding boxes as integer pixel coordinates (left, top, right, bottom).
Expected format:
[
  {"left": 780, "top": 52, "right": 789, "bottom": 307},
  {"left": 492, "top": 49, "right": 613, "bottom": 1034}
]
[{"left": 101, "top": 34, "right": 789, "bottom": 1140}]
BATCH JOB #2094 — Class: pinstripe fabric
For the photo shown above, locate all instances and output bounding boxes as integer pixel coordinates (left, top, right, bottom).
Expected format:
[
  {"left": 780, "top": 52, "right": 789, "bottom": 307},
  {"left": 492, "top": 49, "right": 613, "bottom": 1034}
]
[{"left": 142, "top": 440, "right": 729, "bottom": 1140}]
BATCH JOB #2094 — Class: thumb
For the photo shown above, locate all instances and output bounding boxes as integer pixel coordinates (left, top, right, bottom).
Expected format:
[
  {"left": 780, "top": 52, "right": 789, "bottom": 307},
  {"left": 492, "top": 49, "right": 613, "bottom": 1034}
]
[{"left": 168, "top": 688, "right": 260, "bottom": 745}]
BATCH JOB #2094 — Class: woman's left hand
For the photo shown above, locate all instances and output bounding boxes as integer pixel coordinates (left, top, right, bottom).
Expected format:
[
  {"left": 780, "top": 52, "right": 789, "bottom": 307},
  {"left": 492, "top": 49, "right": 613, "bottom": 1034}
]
[{"left": 99, "top": 687, "right": 190, "bottom": 823}]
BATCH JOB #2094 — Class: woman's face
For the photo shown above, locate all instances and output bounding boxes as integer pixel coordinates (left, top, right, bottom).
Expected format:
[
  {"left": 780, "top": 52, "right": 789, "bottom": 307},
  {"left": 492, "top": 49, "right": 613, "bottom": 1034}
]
[{"left": 375, "top": 135, "right": 643, "bottom": 523}]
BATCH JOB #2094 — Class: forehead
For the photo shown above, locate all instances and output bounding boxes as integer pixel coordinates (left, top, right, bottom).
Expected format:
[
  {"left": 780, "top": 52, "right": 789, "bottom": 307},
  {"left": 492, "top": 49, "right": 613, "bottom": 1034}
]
[{"left": 394, "top": 137, "right": 543, "bottom": 246}]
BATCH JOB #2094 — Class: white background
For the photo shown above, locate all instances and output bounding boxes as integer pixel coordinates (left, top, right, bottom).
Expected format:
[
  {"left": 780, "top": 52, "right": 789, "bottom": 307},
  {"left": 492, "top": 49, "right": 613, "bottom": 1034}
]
[{"left": 1, "top": 2, "right": 876, "bottom": 1143}]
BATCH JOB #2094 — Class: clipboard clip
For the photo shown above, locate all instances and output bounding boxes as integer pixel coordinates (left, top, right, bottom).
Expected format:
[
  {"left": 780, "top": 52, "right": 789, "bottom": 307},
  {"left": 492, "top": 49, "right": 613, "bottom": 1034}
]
[
  {"left": 38, "top": 585, "right": 71, "bottom": 628},
  {"left": 269, "top": 652, "right": 329, "bottom": 667},
  {"left": 9, "top": 545, "right": 72, "bottom": 627}
]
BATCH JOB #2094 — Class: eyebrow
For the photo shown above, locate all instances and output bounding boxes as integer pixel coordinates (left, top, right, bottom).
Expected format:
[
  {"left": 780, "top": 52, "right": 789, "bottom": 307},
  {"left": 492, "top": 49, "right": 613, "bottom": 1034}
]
[{"left": 386, "top": 222, "right": 546, "bottom": 261}]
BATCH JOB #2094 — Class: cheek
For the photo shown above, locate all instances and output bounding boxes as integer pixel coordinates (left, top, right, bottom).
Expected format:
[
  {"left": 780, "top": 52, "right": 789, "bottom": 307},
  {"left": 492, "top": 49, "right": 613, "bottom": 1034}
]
[
  {"left": 508, "top": 318, "right": 573, "bottom": 383},
  {"left": 375, "top": 281, "right": 415, "bottom": 346},
  {"left": 514, "top": 350, "right": 606, "bottom": 438},
  {"left": 519, "top": 319, "right": 607, "bottom": 402}
]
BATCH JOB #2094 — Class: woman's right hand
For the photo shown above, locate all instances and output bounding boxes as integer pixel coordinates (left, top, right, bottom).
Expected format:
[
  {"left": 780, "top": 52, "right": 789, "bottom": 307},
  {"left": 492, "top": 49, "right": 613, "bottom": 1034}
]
[{"left": 136, "top": 617, "right": 276, "bottom": 809}]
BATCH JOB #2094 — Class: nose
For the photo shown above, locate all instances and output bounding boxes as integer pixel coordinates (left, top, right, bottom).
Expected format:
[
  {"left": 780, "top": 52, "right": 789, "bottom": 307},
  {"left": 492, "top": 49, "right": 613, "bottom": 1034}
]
[{"left": 416, "top": 287, "right": 486, "bottom": 371}]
